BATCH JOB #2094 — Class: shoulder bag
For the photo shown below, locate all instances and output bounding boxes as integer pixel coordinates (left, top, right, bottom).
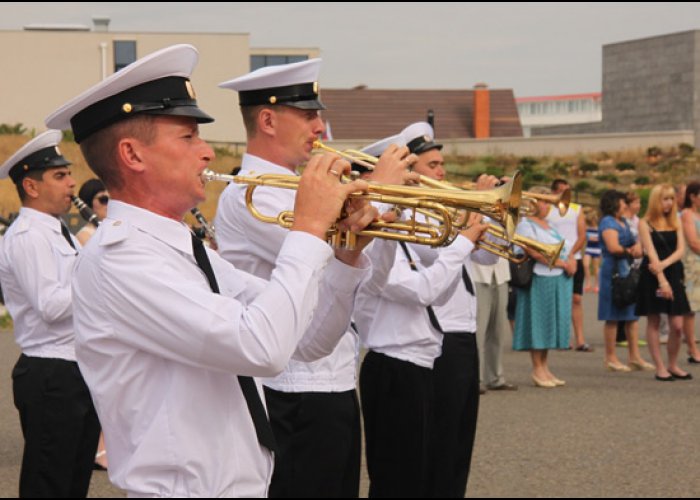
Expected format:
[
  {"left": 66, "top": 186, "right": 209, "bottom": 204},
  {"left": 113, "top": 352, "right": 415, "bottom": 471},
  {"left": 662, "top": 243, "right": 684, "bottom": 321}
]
[
  {"left": 611, "top": 218, "right": 641, "bottom": 308},
  {"left": 510, "top": 257, "right": 535, "bottom": 289}
]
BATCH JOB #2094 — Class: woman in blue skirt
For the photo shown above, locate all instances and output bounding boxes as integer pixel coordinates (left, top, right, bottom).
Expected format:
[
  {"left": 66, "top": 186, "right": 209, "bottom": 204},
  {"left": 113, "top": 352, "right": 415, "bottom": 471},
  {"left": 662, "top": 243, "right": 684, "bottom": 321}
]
[
  {"left": 598, "top": 190, "right": 654, "bottom": 372},
  {"left": 513, "top": 187, "right": 577, "bottom": 388}
]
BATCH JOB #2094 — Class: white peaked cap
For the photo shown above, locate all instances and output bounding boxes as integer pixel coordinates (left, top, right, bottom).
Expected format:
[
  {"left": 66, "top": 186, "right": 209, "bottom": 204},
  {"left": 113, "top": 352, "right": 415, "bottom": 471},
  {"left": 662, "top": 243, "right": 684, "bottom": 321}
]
[
  {"left": 0, "top": 130, "right": 70, "bottom": 183},
  {"left": 46, "top": 44, "right": 213, "bottom": 143},
  {"left": 219, "top": 58, "right": 325, "bottom": 110}
]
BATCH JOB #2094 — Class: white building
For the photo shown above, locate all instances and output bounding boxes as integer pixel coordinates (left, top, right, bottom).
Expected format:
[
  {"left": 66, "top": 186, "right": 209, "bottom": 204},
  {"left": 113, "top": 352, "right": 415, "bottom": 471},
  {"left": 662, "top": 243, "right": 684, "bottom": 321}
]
[
  {"left": 0, "top": 18, "right": 318, "bottom": 143},
  {"left": 516, "top": 93, "right": 602, "bottom": 137}
]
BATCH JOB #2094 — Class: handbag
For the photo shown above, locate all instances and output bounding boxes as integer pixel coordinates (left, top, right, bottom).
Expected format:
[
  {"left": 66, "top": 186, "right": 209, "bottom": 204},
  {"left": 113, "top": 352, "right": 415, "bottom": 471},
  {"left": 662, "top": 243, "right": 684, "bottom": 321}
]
[
  {"left": 611, "top": 257, "right": 640, "bottom": 308},
  {"left": 510, "top": 257, "right": 535, "bottom": 289}
]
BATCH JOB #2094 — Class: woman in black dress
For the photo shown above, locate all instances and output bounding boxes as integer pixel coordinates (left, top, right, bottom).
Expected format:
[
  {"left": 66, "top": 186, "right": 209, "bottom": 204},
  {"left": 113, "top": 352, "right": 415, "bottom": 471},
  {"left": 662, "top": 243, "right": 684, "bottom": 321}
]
[{"left": 636, "top": 184, "right": 692, "bottom": 381}]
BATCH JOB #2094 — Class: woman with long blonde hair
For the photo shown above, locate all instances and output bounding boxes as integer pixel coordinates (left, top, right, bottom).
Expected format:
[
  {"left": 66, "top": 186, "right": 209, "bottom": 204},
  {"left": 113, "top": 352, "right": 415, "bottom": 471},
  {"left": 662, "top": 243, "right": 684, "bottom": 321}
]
[{"left": 636, "top": 184, "right": 692, "bottom": 381}]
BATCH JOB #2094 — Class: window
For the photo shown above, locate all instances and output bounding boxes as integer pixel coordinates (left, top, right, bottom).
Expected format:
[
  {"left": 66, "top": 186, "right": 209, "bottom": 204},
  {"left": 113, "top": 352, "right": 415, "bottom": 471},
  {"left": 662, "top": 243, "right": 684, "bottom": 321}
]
[
  {"left": 250, "top": 54, "right": 308, "bottom": 71},
  {"left": 114, "top": 40, "right": 136, "bottom": 72}
]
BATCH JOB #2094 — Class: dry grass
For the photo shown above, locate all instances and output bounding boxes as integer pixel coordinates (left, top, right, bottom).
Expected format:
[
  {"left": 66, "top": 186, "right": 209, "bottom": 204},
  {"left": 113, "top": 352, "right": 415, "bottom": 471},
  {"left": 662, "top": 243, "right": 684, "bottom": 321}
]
[{"left": 0, "top": 135, "right": 240, "bottom": 225}]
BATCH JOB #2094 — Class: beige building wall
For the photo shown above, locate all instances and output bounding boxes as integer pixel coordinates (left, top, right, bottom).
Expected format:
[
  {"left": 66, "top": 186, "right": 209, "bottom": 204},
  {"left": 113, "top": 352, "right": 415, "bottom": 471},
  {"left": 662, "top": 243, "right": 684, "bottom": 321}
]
[
  {"left": 251, "top": 47, "right": 320, "bottom": 58},
  {"left": 0, "top": 30, "right": 291, "bottom": 143}
]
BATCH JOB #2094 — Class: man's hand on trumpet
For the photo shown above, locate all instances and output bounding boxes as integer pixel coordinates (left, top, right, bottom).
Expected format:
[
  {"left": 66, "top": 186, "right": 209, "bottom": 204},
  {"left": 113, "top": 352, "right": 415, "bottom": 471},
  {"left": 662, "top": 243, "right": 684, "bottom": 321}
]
[
  {"left": 459, "top": 212, "right": 491, "bottom": 244},
  {"left": 368, "top": 144, "right": 420, "bottom": 186},
  {"left": 474, "top": 173, "right": 501, "bottom": 190},
  {"left": 291, "top": 153, "right": 368, "bottom": 241},
  {"left": 334, "top": 197, "right": 400, "bottom": 265}
]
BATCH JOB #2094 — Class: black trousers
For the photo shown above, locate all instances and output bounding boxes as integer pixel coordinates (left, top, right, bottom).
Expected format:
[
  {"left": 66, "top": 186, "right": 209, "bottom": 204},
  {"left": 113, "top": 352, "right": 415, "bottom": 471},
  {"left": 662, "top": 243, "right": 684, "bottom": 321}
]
[
  {"left": 265, "top": 387, "right": 361, "bottom": 498},
  {"left": 427, "top": 332, "right": 480, "bottom": 498},
  {"left": 360, "top": 351, "right": 434, "bottom": 498},
  {"left": 12, "top": 354, "right": 100, "bottom": 498}
]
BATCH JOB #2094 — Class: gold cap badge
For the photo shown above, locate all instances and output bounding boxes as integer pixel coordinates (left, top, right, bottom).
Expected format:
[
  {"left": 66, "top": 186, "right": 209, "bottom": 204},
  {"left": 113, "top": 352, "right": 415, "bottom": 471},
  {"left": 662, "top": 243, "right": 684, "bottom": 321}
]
[{"left": 185, "top": 80, "right": 196, "bottom": 99}]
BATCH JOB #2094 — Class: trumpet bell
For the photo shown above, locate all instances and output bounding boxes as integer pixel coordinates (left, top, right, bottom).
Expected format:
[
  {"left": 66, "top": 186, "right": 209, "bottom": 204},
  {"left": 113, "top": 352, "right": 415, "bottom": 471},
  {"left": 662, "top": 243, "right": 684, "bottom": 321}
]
[{"left": 480, "top": 224, "right": 565, "bottom": 268}]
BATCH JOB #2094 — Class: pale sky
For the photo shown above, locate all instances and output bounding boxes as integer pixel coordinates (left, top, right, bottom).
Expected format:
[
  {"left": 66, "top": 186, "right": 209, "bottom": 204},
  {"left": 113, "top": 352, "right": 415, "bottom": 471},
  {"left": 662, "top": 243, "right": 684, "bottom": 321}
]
[{"left": 1, "top": 2, "right": 699, "bottom": 97}]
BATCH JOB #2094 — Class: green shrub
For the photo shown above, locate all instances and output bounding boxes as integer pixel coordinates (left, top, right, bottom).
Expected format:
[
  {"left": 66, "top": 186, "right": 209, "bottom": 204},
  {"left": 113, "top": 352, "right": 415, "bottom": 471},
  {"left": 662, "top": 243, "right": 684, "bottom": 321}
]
[
  {"left": 547, "top": 161, "right": 569, "bottom": 176},
  {"left": 580, "top": 162, "right": 599, "bottom": 173},
  {"left": 634, "top": 176, "right": 650, "bottom": 185},
  {"left": 0, "top": 312, "right": 13, "bottom": 330},
  {"left": 523, "top": 171, "right": 549, "bottom": 189},
  {"left": 679, "top": 143, "right": 695, "bottom": 156},
  {"left": 647, "top": 146, "right": 661, "bottom": 157},
  {"left": 0, "top": 123, "right": 27, "bottom": 135},
  {"left": 484, "top": 166, "right": 505, "bottom": 178},
  {"left": 638, "top": 188, "right": 651, "bottom": 215},
  {"left": 615, "top": 162, "right": 635, "bottom": 171},
  {"left": 574, "top": 180, "right": 592, "bottom": 192},
  {"left": 595, "top": 174, "right": 619, "bottom": 183},
  {"left": 61, "top": 129, "right": 75, "bottom": 143},
  {"left": 517, "top": 156, "right": 538, "bottom": 174}
]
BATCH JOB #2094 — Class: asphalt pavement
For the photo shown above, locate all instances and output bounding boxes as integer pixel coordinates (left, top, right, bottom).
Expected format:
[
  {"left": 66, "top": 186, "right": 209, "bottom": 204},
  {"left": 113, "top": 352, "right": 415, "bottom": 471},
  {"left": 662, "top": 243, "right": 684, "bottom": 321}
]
[{"left": 0, "top": 292, "right": 698, "bottom": 497}]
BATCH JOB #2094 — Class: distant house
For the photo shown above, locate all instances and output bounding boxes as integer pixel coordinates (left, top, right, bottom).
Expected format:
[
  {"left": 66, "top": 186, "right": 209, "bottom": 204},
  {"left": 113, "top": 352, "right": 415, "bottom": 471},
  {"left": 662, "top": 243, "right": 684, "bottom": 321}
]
[
  {"left": 516, "top": 93, "right": 602, "bottom": 137},
  {"left": 319, "top": 86, "right": 523, "bottom": 141}
]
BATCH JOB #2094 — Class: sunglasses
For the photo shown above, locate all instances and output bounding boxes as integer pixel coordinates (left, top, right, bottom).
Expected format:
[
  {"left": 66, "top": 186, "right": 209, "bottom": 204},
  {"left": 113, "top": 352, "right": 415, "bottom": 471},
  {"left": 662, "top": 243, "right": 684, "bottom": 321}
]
[{"left": 96, "top": 195, "right": 110, "bottom": 205}]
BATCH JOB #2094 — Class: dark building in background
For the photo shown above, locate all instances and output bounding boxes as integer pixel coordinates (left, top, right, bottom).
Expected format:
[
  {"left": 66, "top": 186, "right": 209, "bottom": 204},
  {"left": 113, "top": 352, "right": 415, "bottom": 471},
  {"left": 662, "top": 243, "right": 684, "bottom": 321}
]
[{"left": 534, "top": 29, "right": 700, "bottom": 144}]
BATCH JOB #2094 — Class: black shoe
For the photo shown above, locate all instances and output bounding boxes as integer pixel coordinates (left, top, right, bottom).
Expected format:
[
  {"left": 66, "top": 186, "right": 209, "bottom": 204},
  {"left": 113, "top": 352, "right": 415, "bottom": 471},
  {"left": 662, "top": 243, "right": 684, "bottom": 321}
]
[
  {"left": 669, "top": 370, "right": 693, "bottom": 380},
  {"left": 486, "top": 382, "right": 519, "bottom": 391},
  {"left": 93, "top": 462, "right": 107, "bottom": 471},
  {"left": 689, "top": 357, "right": 700, "bottom": 364},
  {"left": 655, "top": 374, "right": 675, "bottom": 382}
]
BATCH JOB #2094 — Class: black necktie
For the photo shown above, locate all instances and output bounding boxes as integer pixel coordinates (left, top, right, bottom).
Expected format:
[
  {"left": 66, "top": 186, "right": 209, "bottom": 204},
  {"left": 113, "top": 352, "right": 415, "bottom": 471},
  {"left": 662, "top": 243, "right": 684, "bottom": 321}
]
[
  {"left": 60, "top": 221, "right": 77, "bottom": 251},
  {"left": 461, "top": 265, "right": 474, "bottom": 296},
  {"left": 190, "top": 232, "right": 278, "bottom": 453}
]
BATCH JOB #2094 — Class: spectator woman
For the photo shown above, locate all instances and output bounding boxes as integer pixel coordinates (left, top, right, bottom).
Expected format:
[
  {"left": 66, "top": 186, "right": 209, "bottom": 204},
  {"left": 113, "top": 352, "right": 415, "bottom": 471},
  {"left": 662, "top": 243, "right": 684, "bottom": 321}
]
[
  {"left": 637, "top": 184, "right": 692, "bottom": 380},
  {"left": 615, "top": 191, "right": 648, "bottom": 346},
  {"left": 598, "top": 190, "right": 654, "bottom": 372},
  {"left": 513, "top": 187, "right": 576, "bottom": 388},
  {"left": 680, "top": 181, "right": 700, "bottom": 364},
  {"left": 76, "top": 178, "right": 109, "bottom": 246},
  {"left": 75, "top": 178, "right": 110, "bottom": 469}
]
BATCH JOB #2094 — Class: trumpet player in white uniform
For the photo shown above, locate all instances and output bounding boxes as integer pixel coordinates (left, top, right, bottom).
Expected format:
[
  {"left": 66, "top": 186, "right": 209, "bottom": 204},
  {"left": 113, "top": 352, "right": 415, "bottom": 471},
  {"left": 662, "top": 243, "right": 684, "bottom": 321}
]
[
  {"left": 216, "top": 59, "right": 415, "bottom": 498},
  {"left": 354, "top": 122, "right": 497, "bottom": 498}
]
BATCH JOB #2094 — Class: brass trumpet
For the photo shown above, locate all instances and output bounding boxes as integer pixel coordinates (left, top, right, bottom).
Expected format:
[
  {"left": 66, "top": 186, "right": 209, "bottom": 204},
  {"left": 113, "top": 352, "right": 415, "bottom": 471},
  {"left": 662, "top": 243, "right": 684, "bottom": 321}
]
[
  {"left": 311, "top": 141, "right": 522, "bottom": 239},
  {"left": 479, "top": 225, "right": 565, "bottom": 269},
  {"left": 457, "top": 180, "right": 571, "bottom": 217},
  {"left": 201, "top": 168, "right": 521, "bottom": 248},
  {"left": 524, "top": 188, "right": 571, "bottom": 217}
]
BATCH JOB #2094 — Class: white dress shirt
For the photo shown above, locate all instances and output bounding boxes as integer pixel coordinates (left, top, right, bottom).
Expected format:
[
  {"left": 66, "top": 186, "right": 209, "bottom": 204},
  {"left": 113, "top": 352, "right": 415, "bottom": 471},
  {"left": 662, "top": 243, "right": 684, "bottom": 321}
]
[
  {"left": 546, "top": 202, "right": 582, "bottom": 259},
  {"left": 215, "top": 154, "right": 369, "bottom": 392},
  {"left": 0, "top": 207, "right": 78, "bottom": 360},
  {"left": 354, "top": 233, "right": 475, "bottom": 369},
  {"left": 409, "top": 242, "right": 498, "bottom": 334},
  {"left": 73, "top": 201, "right": 357, "bottom": 497}
]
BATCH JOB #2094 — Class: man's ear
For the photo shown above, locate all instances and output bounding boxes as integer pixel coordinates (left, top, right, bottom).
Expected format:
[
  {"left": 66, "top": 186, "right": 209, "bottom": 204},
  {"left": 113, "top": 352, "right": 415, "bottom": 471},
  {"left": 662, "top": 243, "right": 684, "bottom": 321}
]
[
  {"left": 257, "top": 108, "right": 277, "bottom": 137},
  {"left": 117, "top": 138, "right": 146, "bottom": 173},
  {"left": 21, "top": 174, "right": 42, "bottom": 200}
]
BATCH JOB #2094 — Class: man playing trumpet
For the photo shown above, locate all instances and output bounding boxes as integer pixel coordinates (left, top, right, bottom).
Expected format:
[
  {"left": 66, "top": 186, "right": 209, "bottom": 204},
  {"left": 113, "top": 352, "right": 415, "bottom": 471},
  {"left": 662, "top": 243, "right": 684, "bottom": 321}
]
[
  {"left": 354, "top": 122, "right": 494, "bottom": 498},
  {"left": 45, "top": 45, "right": 380, "bottom": 498},
  {"left": 216, "top": 58, "right": 415, "bottom": 498}
]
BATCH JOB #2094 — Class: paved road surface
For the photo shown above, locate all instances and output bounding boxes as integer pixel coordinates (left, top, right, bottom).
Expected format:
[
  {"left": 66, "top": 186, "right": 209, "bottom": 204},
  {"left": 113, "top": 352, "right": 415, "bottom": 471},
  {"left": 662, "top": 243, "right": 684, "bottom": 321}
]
[{"left": 0, "top": 293, "right": 698, "bottom": 497}]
